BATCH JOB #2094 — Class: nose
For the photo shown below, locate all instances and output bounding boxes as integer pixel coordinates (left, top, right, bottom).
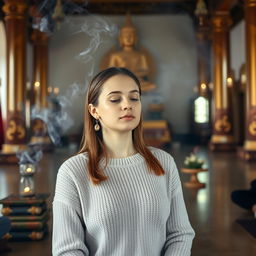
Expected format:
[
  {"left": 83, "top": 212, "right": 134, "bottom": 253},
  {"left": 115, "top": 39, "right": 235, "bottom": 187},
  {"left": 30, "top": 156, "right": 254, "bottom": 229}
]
[{"left": 122, "top": 98, "right": 132, "bottom": 110}]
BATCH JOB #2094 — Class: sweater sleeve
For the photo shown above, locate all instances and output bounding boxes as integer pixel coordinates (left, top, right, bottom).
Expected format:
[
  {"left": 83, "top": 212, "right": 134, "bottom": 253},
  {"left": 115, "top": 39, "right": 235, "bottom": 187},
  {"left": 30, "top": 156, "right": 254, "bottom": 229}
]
[
  {"left": 162, "top": 158, "right": 195, "bottom": 256},
  {"left": 52, "top": 160, "right": 89, "bottom": 256}
]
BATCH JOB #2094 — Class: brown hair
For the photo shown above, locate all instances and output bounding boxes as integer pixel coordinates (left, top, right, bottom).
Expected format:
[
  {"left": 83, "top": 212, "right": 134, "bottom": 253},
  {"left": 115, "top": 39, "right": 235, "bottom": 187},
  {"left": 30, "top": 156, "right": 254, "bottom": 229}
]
[{"left": 78, "top": 67, "right": 165, "bottom": 185}]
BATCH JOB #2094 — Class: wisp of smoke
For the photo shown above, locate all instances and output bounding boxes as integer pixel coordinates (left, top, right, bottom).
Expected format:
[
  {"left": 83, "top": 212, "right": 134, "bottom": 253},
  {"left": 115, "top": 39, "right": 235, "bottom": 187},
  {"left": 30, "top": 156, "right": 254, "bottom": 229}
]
[
  {"left": 16, "top": 145, "right": 43, "bottom": 164},
  {"left": 21, "top": 0, "right": 117, "bottom": 164}
]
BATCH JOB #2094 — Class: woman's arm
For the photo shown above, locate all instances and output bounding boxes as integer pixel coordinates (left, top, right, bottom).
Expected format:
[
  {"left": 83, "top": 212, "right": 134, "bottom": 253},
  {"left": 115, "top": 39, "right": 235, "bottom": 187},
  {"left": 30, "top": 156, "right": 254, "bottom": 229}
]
[
  {"left": 52, "top": 161, "right": 89, "bottom": 256},
  {"left": 162, "top": 159, "right": 195, "bottom": 256}
]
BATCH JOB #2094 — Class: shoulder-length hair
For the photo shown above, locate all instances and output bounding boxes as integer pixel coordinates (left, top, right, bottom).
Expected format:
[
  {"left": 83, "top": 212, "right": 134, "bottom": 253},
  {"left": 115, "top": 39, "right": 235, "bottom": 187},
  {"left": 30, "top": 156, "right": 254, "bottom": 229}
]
[{"left": 78, "top": 67, "right": 165, "bottom": 185}]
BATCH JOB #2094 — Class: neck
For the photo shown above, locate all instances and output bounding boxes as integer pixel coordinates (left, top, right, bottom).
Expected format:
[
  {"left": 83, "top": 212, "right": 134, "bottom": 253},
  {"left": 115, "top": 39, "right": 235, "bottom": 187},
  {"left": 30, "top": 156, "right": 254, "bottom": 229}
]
[
  {"left": 102, "top": 130, "right": 136, "bottom": 158},
  {"left": 123, "top": 46, "right": 134, "bottom": 51}
]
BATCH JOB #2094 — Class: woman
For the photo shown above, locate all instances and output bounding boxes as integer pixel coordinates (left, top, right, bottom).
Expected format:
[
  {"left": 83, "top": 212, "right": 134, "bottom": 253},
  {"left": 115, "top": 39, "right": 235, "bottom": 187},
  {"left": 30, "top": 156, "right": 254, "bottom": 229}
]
[{"left": 52, "top": 67, "right": 195, "bottom": 255}]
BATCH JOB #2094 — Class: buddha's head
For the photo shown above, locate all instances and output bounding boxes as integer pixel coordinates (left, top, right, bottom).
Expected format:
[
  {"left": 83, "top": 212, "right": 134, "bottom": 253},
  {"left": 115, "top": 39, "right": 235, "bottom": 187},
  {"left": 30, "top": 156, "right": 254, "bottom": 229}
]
[{"left": 119, "top": 13, "right": 137, "bottom": 48}]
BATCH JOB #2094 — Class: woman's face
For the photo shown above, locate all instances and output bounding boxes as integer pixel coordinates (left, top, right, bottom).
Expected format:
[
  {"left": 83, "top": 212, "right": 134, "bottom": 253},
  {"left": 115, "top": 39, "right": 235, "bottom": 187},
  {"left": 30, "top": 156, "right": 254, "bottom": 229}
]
[{"left": 90, "top": 74, "right": 141, "bottom": 134}]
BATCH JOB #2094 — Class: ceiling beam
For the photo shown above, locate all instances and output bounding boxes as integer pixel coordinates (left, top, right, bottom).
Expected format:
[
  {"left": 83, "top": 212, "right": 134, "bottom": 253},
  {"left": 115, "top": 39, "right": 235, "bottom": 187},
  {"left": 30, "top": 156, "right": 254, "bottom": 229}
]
[
  {"left": 74, "top": 0, "right": 194, "bottom": 3},
  {"left": 71, "top": 0, "right": 197, "bottom": 15},
  {"left": 214, "top": 0, "right": 238, "bottom": 13}
]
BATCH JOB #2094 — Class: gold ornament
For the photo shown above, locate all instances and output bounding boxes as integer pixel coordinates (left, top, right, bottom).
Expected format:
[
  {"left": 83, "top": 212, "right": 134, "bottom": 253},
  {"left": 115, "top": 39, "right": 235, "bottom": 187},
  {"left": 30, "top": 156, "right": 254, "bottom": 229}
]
[
  {"left": 214, "top": 115, "right": 231, "bottom": 133},
  {"left": 249, "top": 121, "right": 256, "bottom": 136},
  {"left": 94, "top": 119, "right": 100, "bottom": 131},
  {"left": 6, "top": 120, "right": 25, "bottom": 141}
]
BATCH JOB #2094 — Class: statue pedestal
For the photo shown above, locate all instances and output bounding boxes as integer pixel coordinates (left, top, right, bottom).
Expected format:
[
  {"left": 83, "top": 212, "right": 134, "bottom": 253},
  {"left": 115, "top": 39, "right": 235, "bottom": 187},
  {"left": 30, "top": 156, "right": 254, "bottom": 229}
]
[{"left": 181, "top": 168, "right": 207, "bottom": 189}]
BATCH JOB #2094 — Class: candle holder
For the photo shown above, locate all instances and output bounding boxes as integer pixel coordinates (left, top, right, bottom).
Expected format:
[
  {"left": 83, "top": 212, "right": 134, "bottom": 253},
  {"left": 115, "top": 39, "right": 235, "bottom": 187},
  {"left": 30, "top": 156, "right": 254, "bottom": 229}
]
[
  {"left": 19, "top": 163, "right": 36, "bottom": 175},
  {"left": 19, "top": 163, "right": 36, "bottom": 197}
]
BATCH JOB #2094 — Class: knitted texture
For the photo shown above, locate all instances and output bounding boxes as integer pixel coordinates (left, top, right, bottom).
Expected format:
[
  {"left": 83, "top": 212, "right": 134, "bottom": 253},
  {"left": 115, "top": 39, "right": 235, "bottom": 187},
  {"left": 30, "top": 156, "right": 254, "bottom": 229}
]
[{"left": 52, "top": 147, "right": 195, "bottom": 255}]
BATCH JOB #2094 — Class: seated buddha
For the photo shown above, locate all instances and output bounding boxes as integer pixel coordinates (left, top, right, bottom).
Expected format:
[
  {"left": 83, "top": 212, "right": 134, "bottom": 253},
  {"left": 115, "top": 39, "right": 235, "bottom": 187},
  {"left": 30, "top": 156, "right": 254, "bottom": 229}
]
[{"left": 101, "top": 14, "right": 156, "bottom": 92}]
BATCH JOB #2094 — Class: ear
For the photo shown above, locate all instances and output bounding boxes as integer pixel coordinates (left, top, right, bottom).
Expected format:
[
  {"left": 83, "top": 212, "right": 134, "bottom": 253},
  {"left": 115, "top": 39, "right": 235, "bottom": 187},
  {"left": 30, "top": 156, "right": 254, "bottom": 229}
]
[{"left": 88, "top": 104, "right": 99, "bottom": 119}]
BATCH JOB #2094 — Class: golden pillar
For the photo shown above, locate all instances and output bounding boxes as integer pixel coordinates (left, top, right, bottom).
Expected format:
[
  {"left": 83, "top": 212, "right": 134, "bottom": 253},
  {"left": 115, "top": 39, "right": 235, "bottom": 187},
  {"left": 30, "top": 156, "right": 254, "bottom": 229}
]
[
  {"left": 195, "top": 1, "right": 211, "bottom": 97},
  {"left": 1, "top": 0, "right": 28, "bottom": 161},
  {"left": 31, "top": 30, "right": 49, "bottom": 109},
  {"left": 210, "top": 12, "right": 235, "bottom": 151},
  {"left": 240, "top": 0, "right": 256, "bottom": 160},
  {"left": 30, "top": 29, "right": 51, "bottom": 147}
]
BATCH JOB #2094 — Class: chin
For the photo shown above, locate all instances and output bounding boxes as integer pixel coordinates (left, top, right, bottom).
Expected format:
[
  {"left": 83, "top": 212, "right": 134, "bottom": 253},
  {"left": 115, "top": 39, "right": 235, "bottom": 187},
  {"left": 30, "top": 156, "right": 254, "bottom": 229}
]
[{"left": 118, "top": 124, "right": 138, "bottom": 133}]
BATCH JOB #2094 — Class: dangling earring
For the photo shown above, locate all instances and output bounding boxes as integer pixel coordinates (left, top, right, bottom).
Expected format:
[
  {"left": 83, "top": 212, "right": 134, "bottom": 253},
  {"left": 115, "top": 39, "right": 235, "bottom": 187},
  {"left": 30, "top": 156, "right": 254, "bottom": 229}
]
[{"left": 94, "top": 119, "right": 100, "bottom": 131}]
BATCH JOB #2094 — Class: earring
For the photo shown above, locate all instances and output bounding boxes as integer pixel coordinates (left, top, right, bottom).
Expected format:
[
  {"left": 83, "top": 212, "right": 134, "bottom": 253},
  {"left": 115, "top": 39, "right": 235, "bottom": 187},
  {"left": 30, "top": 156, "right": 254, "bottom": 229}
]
[{"left": 94, "top": 119, "right": 100, "bottom": 131}]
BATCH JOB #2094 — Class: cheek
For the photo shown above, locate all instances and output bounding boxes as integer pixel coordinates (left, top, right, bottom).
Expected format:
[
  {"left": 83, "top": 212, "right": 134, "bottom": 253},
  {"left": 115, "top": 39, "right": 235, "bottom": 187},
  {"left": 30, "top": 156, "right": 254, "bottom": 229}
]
[
  {"left": 98, "top": 102, "right": 118, "bottom": 116},
  {"left": 136, "top": 103, "right": 142, "bottom": 114}
]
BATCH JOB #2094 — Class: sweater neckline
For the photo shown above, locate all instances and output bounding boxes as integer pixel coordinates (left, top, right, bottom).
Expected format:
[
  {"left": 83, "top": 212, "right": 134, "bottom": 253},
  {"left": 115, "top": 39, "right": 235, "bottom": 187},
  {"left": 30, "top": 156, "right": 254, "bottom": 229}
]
[{"left": 100, "top": 152, "right": 144, "bottom": 167}]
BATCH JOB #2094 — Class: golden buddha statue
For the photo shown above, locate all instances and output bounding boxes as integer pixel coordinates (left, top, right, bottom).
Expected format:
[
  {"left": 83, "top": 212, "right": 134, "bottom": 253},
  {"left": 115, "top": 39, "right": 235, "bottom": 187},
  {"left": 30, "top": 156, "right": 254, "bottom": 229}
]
[{"left": 101, "top": 14, "right": 156, "bottom": 92}]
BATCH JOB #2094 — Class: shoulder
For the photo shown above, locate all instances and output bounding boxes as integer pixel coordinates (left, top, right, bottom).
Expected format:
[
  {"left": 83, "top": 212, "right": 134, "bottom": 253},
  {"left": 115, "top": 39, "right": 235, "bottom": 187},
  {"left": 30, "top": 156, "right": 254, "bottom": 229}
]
[
  {"left": 147, "top": 147, "right": 177, "bottom": 173},
  {"left": 148, "top": 146, "right": 174, "bottom": 162},
  {"left": 57, "top": 152, "right": 89, "bottom": 178},
  {"left": 54, "top": 153, "right": 89, "bottom": 208}
]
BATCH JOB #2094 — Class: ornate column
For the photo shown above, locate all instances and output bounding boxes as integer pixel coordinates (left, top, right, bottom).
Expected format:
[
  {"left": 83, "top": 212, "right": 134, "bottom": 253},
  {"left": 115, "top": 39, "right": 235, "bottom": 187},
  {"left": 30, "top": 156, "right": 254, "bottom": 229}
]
[
  {"left": 195, "top": 0, "right": 211, "bottom": 97},
  {"left": 30, "top": 29, "right": 52, "bottom": 147},
  {"left": 240, "top": 0, "right": 256, "bottom": 160},
  {"left": 31, "top": 30, "right": 49, "bottom": 109},
  {"left": 0, "top": 0, "right": 28, "bottom": 162},
  {"left": 209, "top": 12, "right": 235, "bottom": 151}
]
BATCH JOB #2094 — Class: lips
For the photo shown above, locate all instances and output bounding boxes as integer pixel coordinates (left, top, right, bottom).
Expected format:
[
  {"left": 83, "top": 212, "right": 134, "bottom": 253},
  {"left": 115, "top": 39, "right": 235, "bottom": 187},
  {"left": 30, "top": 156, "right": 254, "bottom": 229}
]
[{"left": 120, "top": 115, "right": 135, "bottom": 119}]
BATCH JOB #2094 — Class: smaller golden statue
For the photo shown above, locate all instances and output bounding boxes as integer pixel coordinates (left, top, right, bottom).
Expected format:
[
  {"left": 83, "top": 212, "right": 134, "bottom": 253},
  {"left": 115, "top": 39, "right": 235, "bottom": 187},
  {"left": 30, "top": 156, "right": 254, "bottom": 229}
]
[{"left": 101, "top": 14, "right": 156, "bottom": 92}]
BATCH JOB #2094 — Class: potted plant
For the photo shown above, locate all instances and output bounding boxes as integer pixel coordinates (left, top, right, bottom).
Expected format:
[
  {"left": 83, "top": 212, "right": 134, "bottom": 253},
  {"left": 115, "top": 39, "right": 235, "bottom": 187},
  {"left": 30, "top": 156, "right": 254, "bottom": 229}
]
[{"left": 181, "top": 147, "right": 207, "bottom": 188}]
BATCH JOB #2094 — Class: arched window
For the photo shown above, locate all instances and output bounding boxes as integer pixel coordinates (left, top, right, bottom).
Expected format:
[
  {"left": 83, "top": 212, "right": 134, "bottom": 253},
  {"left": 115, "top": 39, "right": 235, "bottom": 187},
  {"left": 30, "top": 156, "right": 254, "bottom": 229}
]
[{"left": 194, "top": 96, "right": 209, "bottom": 124}]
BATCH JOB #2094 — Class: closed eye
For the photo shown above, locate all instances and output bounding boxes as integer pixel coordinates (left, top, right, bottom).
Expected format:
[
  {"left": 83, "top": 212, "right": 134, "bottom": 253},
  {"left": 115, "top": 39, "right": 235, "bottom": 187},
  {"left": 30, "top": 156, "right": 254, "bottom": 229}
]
[{"left": 110, "top": 99, "right": 121, "bottom": 103}]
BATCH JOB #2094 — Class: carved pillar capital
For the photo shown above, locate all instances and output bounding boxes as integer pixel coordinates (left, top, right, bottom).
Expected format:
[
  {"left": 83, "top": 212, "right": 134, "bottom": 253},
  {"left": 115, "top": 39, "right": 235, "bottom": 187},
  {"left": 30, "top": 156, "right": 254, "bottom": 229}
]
[
  {"left": 212, "top": 12, "right": 232, "bottom": 32},
  {"left": 2, "top": 0, "right": 27, "bottom": 20},
  {"left": 245, "top": 0, "right": 256, "bottom": 8}
]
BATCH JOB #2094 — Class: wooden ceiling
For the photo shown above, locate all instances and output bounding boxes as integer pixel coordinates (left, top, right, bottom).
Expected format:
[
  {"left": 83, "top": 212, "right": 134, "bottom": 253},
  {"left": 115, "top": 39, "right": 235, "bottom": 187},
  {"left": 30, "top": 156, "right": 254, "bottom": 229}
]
[
  {"left": 74, "top": 0, "right": 243, "bottom": 27},
  {"left": 73, "top": 0, "right": 242, "bottom": 15},
  {"left": 0, "top": 0, "right": 244, "bottom": 27}
]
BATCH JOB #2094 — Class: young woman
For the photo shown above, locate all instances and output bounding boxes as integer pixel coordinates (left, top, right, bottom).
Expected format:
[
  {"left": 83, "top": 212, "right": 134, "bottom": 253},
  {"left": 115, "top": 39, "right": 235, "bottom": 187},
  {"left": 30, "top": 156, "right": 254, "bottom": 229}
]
[{"left": 52, "top": 67, "right": 195, "bottom": 256}]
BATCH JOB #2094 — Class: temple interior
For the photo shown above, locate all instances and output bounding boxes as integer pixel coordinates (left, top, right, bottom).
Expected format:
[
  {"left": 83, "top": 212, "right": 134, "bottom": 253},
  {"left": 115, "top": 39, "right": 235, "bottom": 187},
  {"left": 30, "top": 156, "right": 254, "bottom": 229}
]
[{"left": 0, "top": 0, "right": 256, "bottom": 255}]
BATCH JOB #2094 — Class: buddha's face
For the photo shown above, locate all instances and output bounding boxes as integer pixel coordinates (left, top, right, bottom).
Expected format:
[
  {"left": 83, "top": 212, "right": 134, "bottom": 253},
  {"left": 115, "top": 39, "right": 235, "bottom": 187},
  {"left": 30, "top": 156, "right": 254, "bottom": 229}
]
[{"left": 119, "top": 27, "right": 137, "bottom": 47}]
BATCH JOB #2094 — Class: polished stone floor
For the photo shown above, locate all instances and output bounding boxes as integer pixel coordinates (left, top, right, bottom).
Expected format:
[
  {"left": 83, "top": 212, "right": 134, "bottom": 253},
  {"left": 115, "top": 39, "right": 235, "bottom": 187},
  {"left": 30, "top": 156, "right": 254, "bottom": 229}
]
[{"left": 0, "top": 145, "right": 256, "bottom": 256}]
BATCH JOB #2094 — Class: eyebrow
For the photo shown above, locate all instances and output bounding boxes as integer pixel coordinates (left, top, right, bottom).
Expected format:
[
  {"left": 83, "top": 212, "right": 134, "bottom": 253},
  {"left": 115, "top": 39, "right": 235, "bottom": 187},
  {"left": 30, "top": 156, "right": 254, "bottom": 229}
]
[{"left": 107, "top": 90, "right": 140, "bottom": 96}]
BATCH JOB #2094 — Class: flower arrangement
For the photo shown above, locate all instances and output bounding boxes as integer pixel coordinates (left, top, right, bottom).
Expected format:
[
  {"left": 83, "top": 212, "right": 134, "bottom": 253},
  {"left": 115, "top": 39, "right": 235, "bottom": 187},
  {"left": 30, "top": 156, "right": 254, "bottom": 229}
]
[{"left": 184, "top": 147, "right": 205, "bottom": 169}]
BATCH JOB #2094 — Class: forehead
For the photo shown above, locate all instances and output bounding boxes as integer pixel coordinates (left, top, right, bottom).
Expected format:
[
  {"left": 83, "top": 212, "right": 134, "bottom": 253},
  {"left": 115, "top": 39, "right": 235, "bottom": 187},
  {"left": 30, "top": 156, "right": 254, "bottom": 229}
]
[
  {"left": 100, "top": 75, "right": 139, "bottom": 95},
  {"left": 120, "top": 27, "right": 136, "bottom": 34}
]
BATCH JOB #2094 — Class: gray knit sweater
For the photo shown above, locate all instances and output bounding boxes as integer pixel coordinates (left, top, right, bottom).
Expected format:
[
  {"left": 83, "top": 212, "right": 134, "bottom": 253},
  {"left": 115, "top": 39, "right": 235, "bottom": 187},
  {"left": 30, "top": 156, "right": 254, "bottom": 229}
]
[{"left": 52, "top": 147, "right": 195, "bottom": 256}]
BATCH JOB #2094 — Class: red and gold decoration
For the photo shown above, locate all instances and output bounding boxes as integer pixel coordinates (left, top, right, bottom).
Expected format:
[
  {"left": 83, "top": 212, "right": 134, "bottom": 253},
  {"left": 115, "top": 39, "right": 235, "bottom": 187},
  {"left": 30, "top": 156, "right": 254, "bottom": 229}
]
[{"left": 0, "top": 193, "right": 50, "bottom": 241}]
